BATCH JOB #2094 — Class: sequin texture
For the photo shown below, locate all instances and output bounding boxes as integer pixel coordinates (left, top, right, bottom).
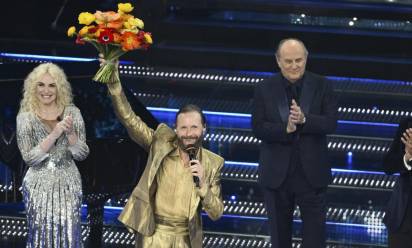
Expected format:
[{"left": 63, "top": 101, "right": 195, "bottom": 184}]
[{"left": 16, "top": 105, "right": 89, "bottom": 248}]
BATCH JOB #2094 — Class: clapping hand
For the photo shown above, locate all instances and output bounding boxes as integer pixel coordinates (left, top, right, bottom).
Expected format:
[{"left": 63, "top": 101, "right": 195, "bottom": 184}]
[
  {"left": 401, "top": 128, "right": 412, "bottom": 160},
  {"left": 289, "top": 99, "right": 305, "bottom": 125},
  {"left": 287, "top": 99, "right": 305, "bottom": 133},
  {"left": 51, "top": 116, "right": 73, "bottom": 139}
]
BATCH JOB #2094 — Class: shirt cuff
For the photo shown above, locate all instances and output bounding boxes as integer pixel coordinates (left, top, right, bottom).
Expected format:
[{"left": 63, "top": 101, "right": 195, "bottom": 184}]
[{"left": 403, "top": 154, "right": 412, "bottom": 171}]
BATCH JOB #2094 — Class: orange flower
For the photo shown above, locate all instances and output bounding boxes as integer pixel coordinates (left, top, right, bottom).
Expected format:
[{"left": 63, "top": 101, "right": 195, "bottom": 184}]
[
  {"left": 113, "top": 32, "right": 122, "bottom": 43},
  {"left": 107, "top": 20, "right": 124, "bottom": 29},
  {"left": 94, "top": 11, "right": 121, "bottom": 25},
  {"left": 68, "top": 3, "right": 153, "bottom": 84},
  {"left": 121, "top": 32, "right": 141, "bottom": 51}
]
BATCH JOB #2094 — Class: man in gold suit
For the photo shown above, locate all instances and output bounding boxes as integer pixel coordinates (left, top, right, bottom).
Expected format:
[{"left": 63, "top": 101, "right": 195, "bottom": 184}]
[{"left": 104, "top": 64, "right": 224, "bottom": 248}]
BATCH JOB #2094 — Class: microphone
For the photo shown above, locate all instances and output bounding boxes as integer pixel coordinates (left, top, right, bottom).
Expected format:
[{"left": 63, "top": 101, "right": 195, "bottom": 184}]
[{"left": 186, "top": 144, "right": 200, "bottom": 187}]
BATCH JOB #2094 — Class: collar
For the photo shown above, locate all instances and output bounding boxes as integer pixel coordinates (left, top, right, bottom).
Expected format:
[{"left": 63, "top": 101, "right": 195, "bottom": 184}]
[
  {"left": 170, "top": 140, "right": 180, "bottom": 157},
  {"left": 282, "top": 74, "right": 305, "bottom": 89}
]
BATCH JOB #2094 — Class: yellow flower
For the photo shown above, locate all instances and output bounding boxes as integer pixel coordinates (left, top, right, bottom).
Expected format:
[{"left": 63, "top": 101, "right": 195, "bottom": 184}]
[
  {"left": 124, "top": 17, "right": 144, "bottom": 29},
  {"left": 78, "top": 12, "right": 95, "bottom": 25},
  {"left": 144, "top": 33, "right": 153, "bottom": 44},
  {"left": 122, "top": 28, "right": 139, "bottom": 34},
  {"left": 118, "top": 3, "right": 134, "bottom": 13},
  {"left": 67, "top": 26, "right": 76, "bottom": 37},
  {"left": 135, "top": 18, "right": 144, "bottom": 29},
  {"left": 78, "top": 25, "right": 92, "bottom": 36}
]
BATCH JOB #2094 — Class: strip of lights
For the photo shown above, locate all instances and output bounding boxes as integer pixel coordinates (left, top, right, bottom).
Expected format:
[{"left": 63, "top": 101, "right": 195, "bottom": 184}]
[
  {"left": 119, "top": 65, "right": 264, "bottom": 84},
  {"left": 225, "top": 161, "right": 391, "bottom": 175},
  {"left": 3, "top": 53, "right": 412, "bottom": 88},
  {"left": 0, "top": 52, "right": 96, "bottom": 62},
  {"left": 147, "top": 106, "right": 400, "bottom": 129},
  {"left": 1, "top": 217, "right": 360, "bottom": 247},
  {"left": 222, "top": 162, "right": 396, "bottom": 189},
  {"left": 94, "top": 206, "right": 387, "bottom": 229},
  {"left": 201, "top": 132, "right": 391, "bottom": 155},
  {"left": 222, "top": 201, "right": 386, "bottom": 224},
  {"left": 0, "top": 52, "right": 134, "bottom": 65},
  {"left": 338, "top": 107, "right": 412, "bottom": 119}
]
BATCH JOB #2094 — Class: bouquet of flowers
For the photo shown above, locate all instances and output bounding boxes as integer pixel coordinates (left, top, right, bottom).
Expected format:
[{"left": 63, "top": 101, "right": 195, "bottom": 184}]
[{"left": 67, "top": 3, "right": 153, "bottom": 84}]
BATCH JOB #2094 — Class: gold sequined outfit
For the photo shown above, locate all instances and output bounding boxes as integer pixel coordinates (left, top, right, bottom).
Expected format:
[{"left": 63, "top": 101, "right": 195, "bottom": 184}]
[{"left": 107, "top": 82, "right": 224, "bottom": 248}]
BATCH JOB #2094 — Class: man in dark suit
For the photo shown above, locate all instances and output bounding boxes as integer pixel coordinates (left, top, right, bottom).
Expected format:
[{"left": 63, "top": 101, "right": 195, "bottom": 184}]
[
  {"left": 252, "top": 38, "right": 338, "bottom": 248},
  {"left": 383, "top": 118, "right": 412, "bottom": 247}
]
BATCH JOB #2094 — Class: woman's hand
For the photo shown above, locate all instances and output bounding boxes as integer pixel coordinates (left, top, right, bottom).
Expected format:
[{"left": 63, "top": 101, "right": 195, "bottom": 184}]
[
  {"left": 50, "top": 116, "right": 73, "bottom": 139},
  {"left": 63, "top": 116, "right": 74, "bottom": 135}
]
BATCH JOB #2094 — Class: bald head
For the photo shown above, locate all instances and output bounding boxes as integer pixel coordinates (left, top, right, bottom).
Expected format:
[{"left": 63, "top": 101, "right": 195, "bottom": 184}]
[
  {"left": 275, "top": 38, "right": 308, "bottom": 83},
  {"left": 276, "top": 38, "right": 308, "bottom": 59}
]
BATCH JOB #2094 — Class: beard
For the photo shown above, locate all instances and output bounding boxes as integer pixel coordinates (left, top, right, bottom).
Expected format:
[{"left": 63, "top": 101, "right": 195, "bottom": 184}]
[{"left": 177, "top": 134, "right": 203, "bottom": 151}]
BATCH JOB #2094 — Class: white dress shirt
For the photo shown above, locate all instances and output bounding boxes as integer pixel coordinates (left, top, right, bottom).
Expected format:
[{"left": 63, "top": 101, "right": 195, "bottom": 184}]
[{"left": 403, "top": 154, "right": 412, "bottom": 171}]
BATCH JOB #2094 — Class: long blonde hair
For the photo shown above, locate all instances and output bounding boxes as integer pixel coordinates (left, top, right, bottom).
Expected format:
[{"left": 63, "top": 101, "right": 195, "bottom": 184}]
[{"left": 19, "top": 63, "right": 73, "bottom": 113}]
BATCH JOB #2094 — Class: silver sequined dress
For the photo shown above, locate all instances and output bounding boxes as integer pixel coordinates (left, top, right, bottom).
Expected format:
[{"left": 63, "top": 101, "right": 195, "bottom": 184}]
[{"left": 16, "top": 105, "right": 89, "bottom": 248}]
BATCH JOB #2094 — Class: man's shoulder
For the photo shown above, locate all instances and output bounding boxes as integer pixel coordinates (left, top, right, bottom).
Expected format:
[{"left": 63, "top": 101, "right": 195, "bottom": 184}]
[
  {"left": 400, "top": 117, "right": 412, "bottom": 124},
  {"left": 398, "top": 117, "right": 412, "bottom": 131},
  {"left": 305, "top": 71, "right": 325, "bottom": 81},
  {"left": 202, "top": 148, "right": 224, "bottom": 165},
  {"left": 264, "top": 74, "right": 282, "bottom": 83},
  {"left": 257, "top": 74, "right": 282, "bottom": 90},
  {"left": 154, "top": 123, "right": 175, "bottom": 138},
  {"left": 155, "top": 123, "right": 172, "bottom": 131},
  {"left": 304, "top": 71, "right": 331, "bottom": 89}
]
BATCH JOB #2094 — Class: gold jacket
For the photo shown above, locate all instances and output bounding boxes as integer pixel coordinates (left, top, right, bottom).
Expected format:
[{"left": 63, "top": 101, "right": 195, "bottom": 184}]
[{"left": 107, "top": 82, "right": 224, "bottom": 248}]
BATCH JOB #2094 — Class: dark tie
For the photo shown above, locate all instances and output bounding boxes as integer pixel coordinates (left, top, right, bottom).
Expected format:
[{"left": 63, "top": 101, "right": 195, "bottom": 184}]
[{"left": 289, "top": 84, "right": 299, "bottom": 105}]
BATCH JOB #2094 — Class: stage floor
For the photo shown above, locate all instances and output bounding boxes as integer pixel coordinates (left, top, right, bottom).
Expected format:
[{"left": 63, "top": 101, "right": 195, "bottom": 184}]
[{"left": 0, "top": 202, "right": 387, "bottom": 248}]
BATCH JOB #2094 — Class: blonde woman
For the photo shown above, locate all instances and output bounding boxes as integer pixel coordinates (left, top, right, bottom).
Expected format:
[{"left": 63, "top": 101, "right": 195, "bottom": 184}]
[{"left": 16, "top": 63, "right": 89, "bottom": 247}]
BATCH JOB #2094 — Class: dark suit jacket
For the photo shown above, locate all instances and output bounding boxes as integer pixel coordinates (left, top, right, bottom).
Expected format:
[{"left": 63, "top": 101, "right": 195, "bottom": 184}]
[
  {"left": 383, "top": 118, "right": 412, "bottom": 232},
  {"left": 252, "top": 72, "right": 338, "bottom": 189}
]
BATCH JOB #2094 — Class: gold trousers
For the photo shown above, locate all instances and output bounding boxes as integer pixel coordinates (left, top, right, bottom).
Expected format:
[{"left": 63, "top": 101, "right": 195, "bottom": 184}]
[{"left": 137, "top": 215, "right": 191, "bottom": 248}]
